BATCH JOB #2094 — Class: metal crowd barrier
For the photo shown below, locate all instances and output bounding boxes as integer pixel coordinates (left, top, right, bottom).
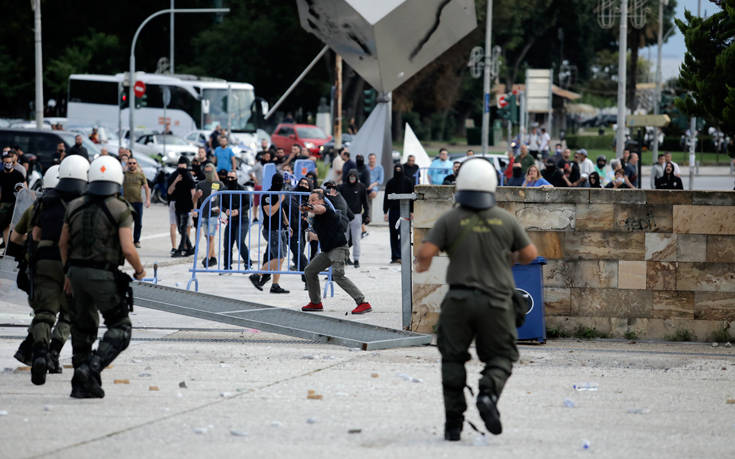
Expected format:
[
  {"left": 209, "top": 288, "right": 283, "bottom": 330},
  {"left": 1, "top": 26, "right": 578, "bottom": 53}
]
[{"left": 186, "top": 189, "right": 334, "bottom": 297}]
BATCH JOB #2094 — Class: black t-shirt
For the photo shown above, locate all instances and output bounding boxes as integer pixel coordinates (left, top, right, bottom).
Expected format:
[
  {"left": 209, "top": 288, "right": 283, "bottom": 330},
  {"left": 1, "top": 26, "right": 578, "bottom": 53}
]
[
  {"left": 261, "top": 193, "right": 286, "bottom": 231},
  {"left": 313, "top": 206, "right": 347, "bottom": 252},
  {"left": 542, "top": 168, "right": 568, "bottom": 187},
  {"left": 1, "top": 169, "right": 26, "bottom": 203},
  {"left": 169, "top": 171, "right": 195, "bottom": 213},
  {"left": 68, "top": 144, "right": 89, "bottom": 160}
]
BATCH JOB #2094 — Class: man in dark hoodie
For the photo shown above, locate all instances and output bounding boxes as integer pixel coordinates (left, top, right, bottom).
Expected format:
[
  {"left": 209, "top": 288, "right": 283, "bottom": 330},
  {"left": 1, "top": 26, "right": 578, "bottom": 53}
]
[
  {"left": 354, "top": 154, "right": 371, "bottom": 187},
  {"left": 221, "top": 170, "right": 251, "bottom": 272},
  {"left": 284, "top": 177, "right": 311, "bottom": 273},
  {"left": 338, "top": 169, "right": 369, "bottom": 268},
  {"left": 541, "top": 158, "right": 569, "bottom": 187},
  {"left": 506, "top": 163, "right": 525, "bottom": 186},
  {"left": 383, "top": 164, "right": 414, "bottom": 263},
  {"left": 249, "top": 173, "right": 290, "bottom": 294}
]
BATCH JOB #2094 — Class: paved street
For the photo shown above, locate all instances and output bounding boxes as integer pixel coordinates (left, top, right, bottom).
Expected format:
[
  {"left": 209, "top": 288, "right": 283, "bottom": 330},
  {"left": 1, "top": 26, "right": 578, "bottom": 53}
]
[{"left": 1, "top": 203, "right": 734, "bottom": 458}]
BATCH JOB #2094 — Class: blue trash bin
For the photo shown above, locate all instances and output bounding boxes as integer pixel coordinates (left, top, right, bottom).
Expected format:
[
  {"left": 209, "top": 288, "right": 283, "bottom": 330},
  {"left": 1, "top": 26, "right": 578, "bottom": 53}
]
[{"left": 512, "top": 256, "right": 546, "bottom": 343}]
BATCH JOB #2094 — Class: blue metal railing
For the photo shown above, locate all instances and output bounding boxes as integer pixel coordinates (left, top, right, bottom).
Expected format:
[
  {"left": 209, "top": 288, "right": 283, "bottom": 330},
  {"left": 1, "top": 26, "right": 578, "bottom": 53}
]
[{"left": 186, "top": 189, "right": 334, "bottom": 297}]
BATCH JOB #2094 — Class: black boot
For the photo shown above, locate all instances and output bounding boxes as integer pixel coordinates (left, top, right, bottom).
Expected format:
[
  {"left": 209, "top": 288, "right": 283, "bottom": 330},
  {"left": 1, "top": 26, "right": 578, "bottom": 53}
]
[
  {"left": 31, "top": 345, "right": 48, "bottom": 386},
  {"left": 70, "top": 363, "right": 104, "bottom": 399},
  {"left": 476, "top": 392, "right": 502, "bottom": 435},
  {"left": 47, "top": 339, "right": 64, "bottom": 374},
  {"left": 14, "top": 335, "right": 33, "bottom": 366},
  {"left": 444, "top": 413, "right": 463, "bottom": 441}
]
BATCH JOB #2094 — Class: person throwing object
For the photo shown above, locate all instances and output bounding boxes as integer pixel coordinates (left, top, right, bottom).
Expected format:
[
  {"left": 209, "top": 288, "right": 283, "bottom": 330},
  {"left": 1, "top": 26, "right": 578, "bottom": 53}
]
[{"left": 300, "top": 189, "right": 372, "bottom": 314}]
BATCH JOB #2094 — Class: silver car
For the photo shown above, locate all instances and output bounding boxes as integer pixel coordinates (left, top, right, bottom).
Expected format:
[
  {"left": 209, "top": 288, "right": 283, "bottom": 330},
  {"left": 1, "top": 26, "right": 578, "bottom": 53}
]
[{"left": 136, "top": 134, "right": 198, "bottom": 165}]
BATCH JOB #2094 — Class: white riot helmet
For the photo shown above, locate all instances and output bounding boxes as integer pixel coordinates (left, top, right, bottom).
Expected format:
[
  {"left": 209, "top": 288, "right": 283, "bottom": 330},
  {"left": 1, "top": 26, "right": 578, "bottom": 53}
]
[
  {"left": 57, "top": 155, "right": 90, "bottom": 195},
  {"left": 42, "top": 165, "right": 60, "bottom": 190},
  {"left": 455, "top": 157, "right": 498, "bottom": 210},
  {"left": 88, "top": 156, "right": 123, "bottom": 196}
]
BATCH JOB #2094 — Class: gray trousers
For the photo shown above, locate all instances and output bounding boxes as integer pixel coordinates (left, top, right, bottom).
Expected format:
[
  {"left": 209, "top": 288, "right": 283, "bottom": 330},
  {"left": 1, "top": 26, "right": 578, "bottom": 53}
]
[
  {"left": 304, "top": 246, "right": 365, "bottom": 305},
  {"left": 345, "top": 214, "right": 362, "bottom": 260}
]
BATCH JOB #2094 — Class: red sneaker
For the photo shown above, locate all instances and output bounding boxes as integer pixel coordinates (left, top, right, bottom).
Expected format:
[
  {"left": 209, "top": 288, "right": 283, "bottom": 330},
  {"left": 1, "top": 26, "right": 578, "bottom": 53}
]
[
  {"left": 351, "top": 302, "right": 372, "bottom": 314},
  {"left": 301, "top": 302, "right": 324, "bottom": 312}
]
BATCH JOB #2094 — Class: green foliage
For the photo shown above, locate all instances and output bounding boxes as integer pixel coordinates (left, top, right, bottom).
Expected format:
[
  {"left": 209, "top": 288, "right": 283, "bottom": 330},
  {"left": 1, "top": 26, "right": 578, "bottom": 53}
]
[
  {"left": 546, "top": 327, "right": 571, "bottom": 339},
  {"left": 709, "top": 325, "right": 732, "bottom": 343},
  {"left": 578, "top": 92, "right": 616, "bottom": 109},
  {"left": 624, "top": 330, "right": 639, "bottom": 340},
  {"left": 46, "top": 30, "right": 122, "bottom": 97},
  {"left": 676, "top": 2, "right": 735, "bottom": 136},
  {"left": 572, "top": 326, "right": 609, "bottom": 340},
  {"left": 664, "top": 329, "right": 696, "bottom": 342}
]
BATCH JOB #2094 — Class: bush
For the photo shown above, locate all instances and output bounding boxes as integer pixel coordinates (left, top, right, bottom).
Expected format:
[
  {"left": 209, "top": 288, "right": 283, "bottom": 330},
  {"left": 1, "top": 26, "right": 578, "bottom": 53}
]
[
  {"left": 565, "top": 135, "right": 614, "bottom": 150},
  {"left": 664, "top": 329, "right": 696, "bottom": 342}
]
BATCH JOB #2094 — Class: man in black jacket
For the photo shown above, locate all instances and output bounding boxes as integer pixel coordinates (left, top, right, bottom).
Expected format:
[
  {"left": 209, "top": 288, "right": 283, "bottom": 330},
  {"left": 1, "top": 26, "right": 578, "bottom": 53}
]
[
  {"left": 300, "top": 189, "right": 372, "bottom": 314},
  {"left": 67, "top": 135, "right": 89, "bottom": 160},
  {"left": 168, "top": 157, "right": 196, "bottom": 257},
  {"left": 221, "top": 170, "right": 251, "bottom": 271},
  {"left": 541, "top": 158, "right": 569, "bottom": 187},
  {"left": 383, "top": 164, "right": 414, "bottom": 263},
  {"left": 338, "top": 170, "right": 369, "bottom": 268}
]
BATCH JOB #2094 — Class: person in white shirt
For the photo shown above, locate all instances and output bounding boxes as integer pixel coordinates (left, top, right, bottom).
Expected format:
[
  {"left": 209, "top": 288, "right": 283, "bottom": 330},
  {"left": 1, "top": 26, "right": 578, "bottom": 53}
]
[
  {"left": 651, "top": 153, "right": 666, "bottom": 189},
  {"left": 664, "top": 151, "right": 681, "bottom": 177},
  {"left": 575, "top": 149, "right": 595, "bottom": 187},
  {"left": 539, "top": 128, "right": 551, "bottom": 159},
  {"left": 527, "top": 127, "right": 540, "bottom": 159}
]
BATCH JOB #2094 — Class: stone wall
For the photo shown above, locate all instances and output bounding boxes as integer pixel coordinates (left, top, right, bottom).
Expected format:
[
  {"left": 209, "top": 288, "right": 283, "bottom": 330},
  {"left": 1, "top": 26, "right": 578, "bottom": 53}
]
[{"left": 411, "top": 186, "right": 735, "bottom": 341}]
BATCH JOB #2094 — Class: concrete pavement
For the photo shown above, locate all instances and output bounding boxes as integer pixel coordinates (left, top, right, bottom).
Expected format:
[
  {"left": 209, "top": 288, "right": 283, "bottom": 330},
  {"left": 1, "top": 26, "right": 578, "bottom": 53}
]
[{"left": 1, "top": 202, "right": 734, "bottom": 458}]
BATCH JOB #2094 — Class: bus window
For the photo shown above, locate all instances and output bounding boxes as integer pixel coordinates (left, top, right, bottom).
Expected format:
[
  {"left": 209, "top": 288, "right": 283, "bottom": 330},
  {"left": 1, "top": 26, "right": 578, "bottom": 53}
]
[{"left": 69, "top": 79, "right": 118, "bottom": 105}]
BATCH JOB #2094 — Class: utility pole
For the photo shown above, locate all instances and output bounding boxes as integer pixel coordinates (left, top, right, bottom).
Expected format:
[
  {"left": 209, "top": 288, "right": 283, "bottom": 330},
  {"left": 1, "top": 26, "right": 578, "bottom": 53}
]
[
  {"left": 170, "top": 0, "right": 175, "bottom": 73},
  {"left": 33, "top": 0, "right": 44, "bottom": 129},
  {"left": 652, "top": 0, "right": 666, "bottom": 166},
  {"left": 615, "top": 0, "right": 628, "bottom": 160},
  {"left": 688, "top": 0, "right": 701, "bottom": 189},
  {"left": 481, "top": 0, "right": 493, "bottom": 155},
  {"left": 335, "top": 54, "right": 343, "bottom": 149}
]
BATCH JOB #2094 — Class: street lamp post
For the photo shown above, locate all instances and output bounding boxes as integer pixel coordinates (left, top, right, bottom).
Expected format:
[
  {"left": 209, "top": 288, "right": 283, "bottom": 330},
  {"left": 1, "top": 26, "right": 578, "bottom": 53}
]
[
  {"left": 129, "top": 7, "right": 229, "bottom": 150},
  {"left": 481, "top": 0, "right": 493, "bottom": 155}
]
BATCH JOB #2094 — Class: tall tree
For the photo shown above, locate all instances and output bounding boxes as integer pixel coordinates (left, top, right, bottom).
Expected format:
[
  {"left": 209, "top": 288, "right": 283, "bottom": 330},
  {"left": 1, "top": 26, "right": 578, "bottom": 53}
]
[{"left": 676, "top": 0, "right": 735, "bottom": 136}]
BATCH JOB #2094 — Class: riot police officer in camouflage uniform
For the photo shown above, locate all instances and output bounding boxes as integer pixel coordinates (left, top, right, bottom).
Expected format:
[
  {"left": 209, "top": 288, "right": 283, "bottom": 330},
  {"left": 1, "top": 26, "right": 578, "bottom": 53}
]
[
  {"left": 7, "top": 159, "right": 89, "bottom": 384},
  {"left": 415, "top": 157, "right": 537, "bottom": 441},
  {"left": 59, "top": 156, "right": 146, "bottom": 398}
]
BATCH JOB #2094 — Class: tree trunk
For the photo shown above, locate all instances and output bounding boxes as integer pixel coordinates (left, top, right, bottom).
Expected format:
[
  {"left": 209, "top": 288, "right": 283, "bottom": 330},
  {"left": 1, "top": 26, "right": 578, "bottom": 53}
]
[
  {"left": 507, "top": 38, "right": 536, "bottom": 90},
  {"left": 627, "top": 29, "right": 640, "bottom": 111}
]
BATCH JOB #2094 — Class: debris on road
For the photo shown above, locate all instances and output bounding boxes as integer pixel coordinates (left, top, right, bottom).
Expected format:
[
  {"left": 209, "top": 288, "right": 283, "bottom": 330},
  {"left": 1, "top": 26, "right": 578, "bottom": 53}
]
[
  {"left": 573, "top": 383, "right": 599, "bottom": 391},
  {"left": 149, "top": 386, "right": 159, "bottom": 391},
  {"left": 113, "top": 379, "right": 130, "bottom": 384},
  {"left": 348, "top": 429, "right": 362, "bottom": 434},
  {"left": 179, "top": 381, "right": 187, "bottom": 389}
]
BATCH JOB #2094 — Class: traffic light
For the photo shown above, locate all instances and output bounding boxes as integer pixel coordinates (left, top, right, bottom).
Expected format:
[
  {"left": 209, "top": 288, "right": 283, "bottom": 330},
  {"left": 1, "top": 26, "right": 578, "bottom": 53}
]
[
  {"left": 497, "top": 94, "right": 517, "bottom": 123},
  {"left": 135, "top": 93, "right": 147, "bottom": 109},
  {"left": 119, "top": 92, "right": 128, "bottom": 108},
  {"left": 508, "top": 94, "right": 517, "bottom": 123},
  {"left": 363, "top": 89, "right": 376, "bottom": 115}
]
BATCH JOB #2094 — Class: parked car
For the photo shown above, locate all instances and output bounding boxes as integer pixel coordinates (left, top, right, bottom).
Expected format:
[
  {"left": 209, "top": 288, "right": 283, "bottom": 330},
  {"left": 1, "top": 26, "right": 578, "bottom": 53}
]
[
  {"left": 0, "top": 128, "right": 101, "bottom": 171},
  {"left": 269, "top": 123, "right": 331, "bottom": 158},
  {"left": 135, "top": 133, "right": 198, "bottom": 165}
]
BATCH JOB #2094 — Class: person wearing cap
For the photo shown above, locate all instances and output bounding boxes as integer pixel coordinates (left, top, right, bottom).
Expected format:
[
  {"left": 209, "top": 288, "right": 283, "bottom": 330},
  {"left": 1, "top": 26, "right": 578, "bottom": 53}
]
[
  {"left": 414, "top": 157, "right": 537, "bottom": 442},
  {"left": 575, "top": 149, "right": 595, "bottom": 187},
  {"left": 60, "top": 155, "right": 146, "bottom": 398}
]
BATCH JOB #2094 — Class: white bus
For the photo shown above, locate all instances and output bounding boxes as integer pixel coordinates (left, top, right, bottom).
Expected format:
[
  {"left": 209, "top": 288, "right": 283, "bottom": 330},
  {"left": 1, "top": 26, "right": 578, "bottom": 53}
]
[{"left": 67, "top": 73, "right": 261, "bottom": 141}]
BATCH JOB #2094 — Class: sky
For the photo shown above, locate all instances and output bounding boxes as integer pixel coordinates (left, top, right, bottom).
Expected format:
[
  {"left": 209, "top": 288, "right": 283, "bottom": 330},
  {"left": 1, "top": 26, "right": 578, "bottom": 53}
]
[{"left": 642, "top": 0, "right": 722, "bottom": 81}]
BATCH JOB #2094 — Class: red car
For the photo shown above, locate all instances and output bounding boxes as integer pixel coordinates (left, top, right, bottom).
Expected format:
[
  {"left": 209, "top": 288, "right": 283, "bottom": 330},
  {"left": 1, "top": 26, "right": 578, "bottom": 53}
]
[{"left": 270, "top": 123, "right": 331, "bottom": 158}]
